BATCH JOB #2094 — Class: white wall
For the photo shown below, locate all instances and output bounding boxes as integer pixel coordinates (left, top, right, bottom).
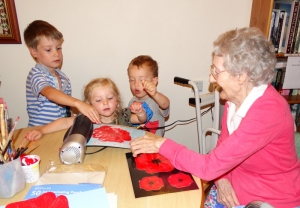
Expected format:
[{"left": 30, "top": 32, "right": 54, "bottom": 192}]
[{"left": 0, "top": 0, "right": 252, "bottom": 152}]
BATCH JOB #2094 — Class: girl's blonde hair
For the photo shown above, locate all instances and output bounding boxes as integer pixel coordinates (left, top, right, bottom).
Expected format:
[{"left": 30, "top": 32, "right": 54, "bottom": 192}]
[{"left": 83, "top": 78, "right": 123, "bottom": 124}]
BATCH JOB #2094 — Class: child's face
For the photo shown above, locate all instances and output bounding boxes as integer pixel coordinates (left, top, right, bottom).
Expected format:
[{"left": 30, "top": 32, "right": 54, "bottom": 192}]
[
  {"left": 29, "top": 36, "right": 63, "bottom": 72},
  {"left": 128, "top": 64, "right": 157, "bottom": 100},
  {"left": 90, "top": 86, "right": 118, "bottom": 119}
]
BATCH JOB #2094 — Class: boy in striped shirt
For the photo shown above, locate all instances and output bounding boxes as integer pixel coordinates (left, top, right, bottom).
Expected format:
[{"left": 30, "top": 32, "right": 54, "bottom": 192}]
[{"left": 24, "top": 20, "right": 100, "bottom": 126}]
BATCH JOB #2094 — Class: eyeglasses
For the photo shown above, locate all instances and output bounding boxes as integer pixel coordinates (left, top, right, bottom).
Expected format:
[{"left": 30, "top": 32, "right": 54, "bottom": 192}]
[{"left": 210, "top": 65, "right": 225, "bottom": 79}]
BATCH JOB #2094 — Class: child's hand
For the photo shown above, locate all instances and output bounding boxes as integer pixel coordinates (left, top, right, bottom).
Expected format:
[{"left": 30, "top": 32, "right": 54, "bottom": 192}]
[
  {"left": 26, "top": 130, "right": 43, "bottom": 141},
  {"left": 142, "top": 80, "right": 157, "bottom": 97},
  {"left": 76, "top": 101, "right": 101, "bottom": 124},
  {"left": 130, "top": 102, "right": 144, "bottom": 114},
  {"left": 130, "top": 102, "right": 147, "bottom": 123}
]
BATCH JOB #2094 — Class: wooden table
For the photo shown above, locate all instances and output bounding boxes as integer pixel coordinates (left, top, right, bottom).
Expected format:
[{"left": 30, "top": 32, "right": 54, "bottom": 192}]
[{"left": 0, "top": 127, "right": 202, "bottom": 207}]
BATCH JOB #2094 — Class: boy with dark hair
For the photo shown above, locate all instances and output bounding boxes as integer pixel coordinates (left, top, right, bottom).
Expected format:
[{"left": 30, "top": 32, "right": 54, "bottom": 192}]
[{"left": 24, "top": 20, "right": 100, "bottom": 126}]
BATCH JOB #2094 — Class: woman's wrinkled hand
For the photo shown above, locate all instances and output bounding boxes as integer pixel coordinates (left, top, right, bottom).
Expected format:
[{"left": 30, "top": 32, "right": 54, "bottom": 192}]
[
  {"left": 130, "top": 135, "right": 166, "bottom": 157},
  {"left": 215, "top": 178, "right": 240, "bottom": 208}
]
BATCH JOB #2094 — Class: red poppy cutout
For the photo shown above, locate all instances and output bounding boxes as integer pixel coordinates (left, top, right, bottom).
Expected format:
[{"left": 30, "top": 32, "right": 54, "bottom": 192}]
[
  {"left": 167, "top": 172, "right": 193, "bottom": 188},
  {"left": 6, "top": 192, "right": 69, "bottom": 208},
  {"left": 92, "top": 126, "right": 131, "bottom": 143},
  {"left": 135, "top": 153, "right": 174, "bottom": 174},
  {"left": 139, "top": 176, "right": 164, "bottom": 191}
]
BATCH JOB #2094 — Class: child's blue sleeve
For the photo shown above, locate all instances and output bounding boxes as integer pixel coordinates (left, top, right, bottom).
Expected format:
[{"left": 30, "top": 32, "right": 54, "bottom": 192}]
[
  {"left": 131, "top": 102, "right": 153, "bottom": 127},
  {"left": 142, "top": 102, "right": 153, "bottom": 123}
]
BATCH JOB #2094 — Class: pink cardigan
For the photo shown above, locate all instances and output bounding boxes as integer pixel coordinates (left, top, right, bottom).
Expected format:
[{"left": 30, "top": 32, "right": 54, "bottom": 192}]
[{"left": 160, "top": 85, "right": 300, "bottom": 207}]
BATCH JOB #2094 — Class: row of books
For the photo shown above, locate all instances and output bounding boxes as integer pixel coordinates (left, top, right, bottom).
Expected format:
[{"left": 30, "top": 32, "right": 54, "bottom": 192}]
[
  {"left": 271, "top": 66, "right": 300, "bottom": 95},
  {"left": 271, "top": 58, "right": 300, "bottom": 95},
  {"left": 272, "top": 68, "right": 300, "bottom": 127},
  {"left": 269, "top": 0, "right": 300, "bottom": 54},
  {"left": 270, "top": 58, "right": 300, "bottom": 126}
]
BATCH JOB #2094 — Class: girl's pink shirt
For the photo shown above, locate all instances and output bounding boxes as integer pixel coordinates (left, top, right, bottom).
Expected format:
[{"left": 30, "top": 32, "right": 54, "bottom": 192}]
[{"left": 159, "top": 85, "right": 300, "bottom": 207}]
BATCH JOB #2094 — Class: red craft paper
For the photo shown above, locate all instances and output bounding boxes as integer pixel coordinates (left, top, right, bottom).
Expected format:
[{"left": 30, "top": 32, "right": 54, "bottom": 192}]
[
  {"left": 92, "top": 126, "right": 131, "bottom": 143},
  {"left": 167, "top": 172, "right": 193, "bottom": 188},
  {"left": 139, "top": 176, "right": 164, "bottom": 191},
  {"left": 135, "top": 153, "right": 174, "bottom": 174}
]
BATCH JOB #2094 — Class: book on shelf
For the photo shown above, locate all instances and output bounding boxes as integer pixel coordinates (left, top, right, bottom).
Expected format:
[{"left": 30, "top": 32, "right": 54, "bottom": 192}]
[
  {"left": 292, "top": 2, "right": 300, "bottom": 53},
  {"left": 274, "top": 0, "right": 300, "bottom": 54},
  {"left": 271, "top": 9, "right": 282, "bottom": 48},
  {"left": 293, "top": 17, "right": 300, "bottom": 53},
  {"left": 292, "top": 24, "right": 300, "bottom": 53},
  {"left": 290, "top": 103, "right": 299, "bottom": 124},
  {"left": 274, "top": 1, "right": 291, "bottom": 52},
  {"left": 268, "top": 11, "right": 276, "bottom": 41},
  {"left": 278, "top": 68, "right": 287, "bottom": 94},
  {"left": 289, "top": 89, "right": 299, "bottom": 95},
  {"left": 272, "top": 58, "right": 287, "bottom": 89},
  {"left": 271, "top": 68, "right": 278, "bottom": 88},
  {"left": 295, "top": 104, "right": 300, "bottom": 126},
  {"left": 273, "top": 67, "right": 286, "bottom": 91},
  {"left": 274, "top": 10, "right": 287, "bottom": 53},
  {"left": 281, "top": 89, "right": 291, "bottom": 95},
  {"left": 287, "top": 1, "right": 300, "bottom": 53}
]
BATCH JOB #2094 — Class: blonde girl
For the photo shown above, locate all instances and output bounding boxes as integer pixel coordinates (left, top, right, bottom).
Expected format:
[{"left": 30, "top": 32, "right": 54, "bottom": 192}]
[{"left": 26, "top": 78, "right": 147, "bottom": 141}]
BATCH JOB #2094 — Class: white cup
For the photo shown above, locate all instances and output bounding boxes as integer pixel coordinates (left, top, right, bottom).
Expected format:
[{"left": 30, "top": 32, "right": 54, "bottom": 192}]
[{"left": 21, "top": 155, "right": 40, "bottom": 183}]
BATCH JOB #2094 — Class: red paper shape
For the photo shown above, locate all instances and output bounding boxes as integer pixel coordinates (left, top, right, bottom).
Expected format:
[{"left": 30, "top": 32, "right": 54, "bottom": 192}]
[
  {"left": 49, "top": 195, "right": 69, "bottom": 208},
  {"left": 139, "top": 176, "right": 164, "bottom": 191},
  {"left": 92, "top": 126, "right": 131, "bottom": 143},
  {"left": 6, "top": 192, "right": 69, "bottom": 208},
  {"left": 135, "top": 153, "right": 174, "bottom": 174},
  {"left": 167, "top": 172, "right": 193, "bottom": 188}
]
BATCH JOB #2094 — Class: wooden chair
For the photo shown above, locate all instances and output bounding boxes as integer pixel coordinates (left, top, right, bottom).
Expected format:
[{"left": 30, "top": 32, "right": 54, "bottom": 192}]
[{"left": 200, "top": 179, "right": 214, "bottom": 208}]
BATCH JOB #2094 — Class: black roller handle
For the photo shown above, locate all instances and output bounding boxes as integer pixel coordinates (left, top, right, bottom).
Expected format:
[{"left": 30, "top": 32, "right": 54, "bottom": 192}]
[
  {"left": 189, "top": 98, "right": 202, "bottom": 105},
  {"left": 174, "top": 76, "right": 190, "bottom": 85},
  {"left": 63, "top": 114, "right": 93, "bottom": 143}
]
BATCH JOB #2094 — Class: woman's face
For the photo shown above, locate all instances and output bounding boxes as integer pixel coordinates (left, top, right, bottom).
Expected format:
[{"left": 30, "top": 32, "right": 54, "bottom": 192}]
[{"left": 210, "top": 55, "right": 240, "bottom": 101}]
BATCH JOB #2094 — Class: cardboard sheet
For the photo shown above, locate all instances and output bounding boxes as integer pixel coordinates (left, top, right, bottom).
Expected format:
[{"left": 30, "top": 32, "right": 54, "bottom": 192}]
[{"left": 282, "top": 56, "right": 300, "bottom": 89}]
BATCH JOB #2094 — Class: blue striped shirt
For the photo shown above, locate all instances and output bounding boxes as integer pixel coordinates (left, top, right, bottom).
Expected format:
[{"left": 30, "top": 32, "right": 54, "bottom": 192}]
[{"left": 26, "top": 63, "right": 71, "bottom": 126}]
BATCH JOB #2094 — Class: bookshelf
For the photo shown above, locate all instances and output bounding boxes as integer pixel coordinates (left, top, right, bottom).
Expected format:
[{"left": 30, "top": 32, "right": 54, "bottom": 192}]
[
  {"left": 250, "top": 0, "right": 300, "bottom": 105},
  {"left": 250, "top": 0, "right": 300, "bottom": 132},
  {"left": 250, "top": 0, "right": 300, "bottom": 56},
  {"left": 250, "top": 0, "right": 274, "bottom": 38},
  {"left": 282, "top": 94, "right": 300, "bottom": 104}
]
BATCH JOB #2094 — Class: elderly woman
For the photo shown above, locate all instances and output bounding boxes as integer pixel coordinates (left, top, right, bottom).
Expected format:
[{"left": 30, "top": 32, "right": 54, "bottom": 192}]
[{"left": 130, "top": 27, "right": 300, "bottom": 208}]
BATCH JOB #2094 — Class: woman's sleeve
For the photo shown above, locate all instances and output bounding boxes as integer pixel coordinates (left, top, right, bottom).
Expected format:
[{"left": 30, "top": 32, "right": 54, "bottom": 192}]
[{"left": 159, "top": 97, "right": 289, "bottom": 181}]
